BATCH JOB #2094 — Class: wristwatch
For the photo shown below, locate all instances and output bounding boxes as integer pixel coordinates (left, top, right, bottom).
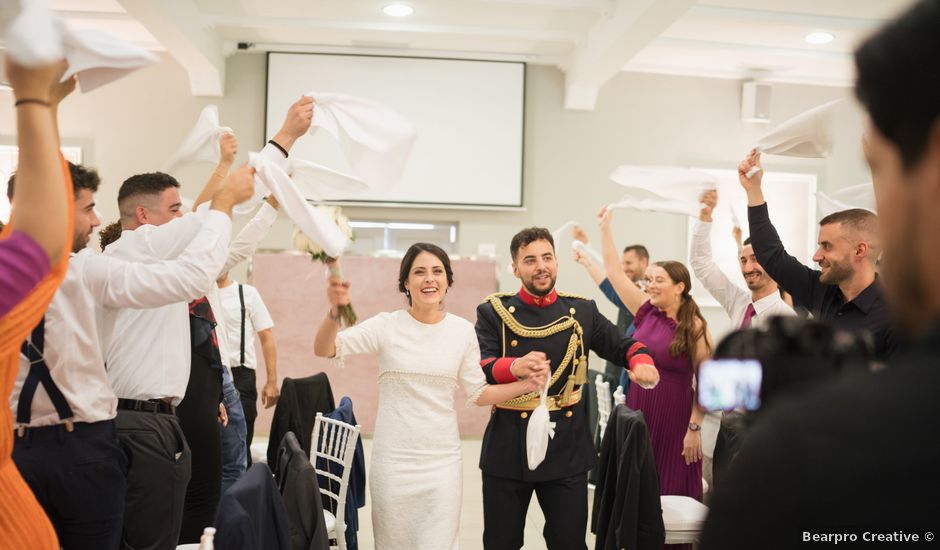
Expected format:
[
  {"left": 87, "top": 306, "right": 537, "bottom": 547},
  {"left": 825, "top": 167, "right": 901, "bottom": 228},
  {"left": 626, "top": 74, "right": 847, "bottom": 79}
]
[{"left": 688, "top": 422, "right": 701, "bottom": 432}]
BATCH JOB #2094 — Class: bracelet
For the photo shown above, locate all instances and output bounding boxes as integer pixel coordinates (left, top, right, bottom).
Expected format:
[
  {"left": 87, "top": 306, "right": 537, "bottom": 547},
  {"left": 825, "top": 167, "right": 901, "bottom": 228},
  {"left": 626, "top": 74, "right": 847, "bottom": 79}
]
[
  {"left": 15, "top": 98, "right": 51, "bottom": 108},
  {"left": 267, "top": 139, "right": 288, "bottom": 158}
]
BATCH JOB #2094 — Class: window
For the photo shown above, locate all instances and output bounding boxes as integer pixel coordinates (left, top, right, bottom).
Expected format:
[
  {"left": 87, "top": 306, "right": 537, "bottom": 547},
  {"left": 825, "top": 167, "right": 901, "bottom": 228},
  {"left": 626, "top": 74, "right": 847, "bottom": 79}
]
[
  {"left": 346, "top": 220, "right": 458, "bottom": 256},
  {"left": 0, "top": 145, "right": 83, "bottom": 223}
]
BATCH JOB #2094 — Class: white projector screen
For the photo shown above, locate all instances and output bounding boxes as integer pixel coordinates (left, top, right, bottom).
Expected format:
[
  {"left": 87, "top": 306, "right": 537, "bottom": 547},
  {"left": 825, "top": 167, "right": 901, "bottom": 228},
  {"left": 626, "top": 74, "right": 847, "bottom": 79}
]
[{"left": 265, "top": 53, "right": 525, "bottom": 209}]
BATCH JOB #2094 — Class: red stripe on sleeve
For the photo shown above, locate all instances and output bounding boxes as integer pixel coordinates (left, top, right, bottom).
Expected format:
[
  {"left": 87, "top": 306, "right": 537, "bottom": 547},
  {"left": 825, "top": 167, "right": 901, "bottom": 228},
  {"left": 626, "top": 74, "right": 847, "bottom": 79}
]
[{"left": 492, "top": 357, "right": 518, "bottom": 384}]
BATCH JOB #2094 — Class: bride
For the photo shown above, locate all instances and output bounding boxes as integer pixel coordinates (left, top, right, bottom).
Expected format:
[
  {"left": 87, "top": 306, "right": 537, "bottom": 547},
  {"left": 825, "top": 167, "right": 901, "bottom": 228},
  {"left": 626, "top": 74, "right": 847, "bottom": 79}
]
[{"left": 314, "top": 243, "right": 544, "bottom": 549}]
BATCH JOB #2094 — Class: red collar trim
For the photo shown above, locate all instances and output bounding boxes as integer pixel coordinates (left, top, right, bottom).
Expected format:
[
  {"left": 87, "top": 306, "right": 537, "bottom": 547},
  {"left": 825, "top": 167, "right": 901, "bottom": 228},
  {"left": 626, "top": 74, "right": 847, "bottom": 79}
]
[{"left": 518, "top": 286, "right": 558, "bottom": 308}]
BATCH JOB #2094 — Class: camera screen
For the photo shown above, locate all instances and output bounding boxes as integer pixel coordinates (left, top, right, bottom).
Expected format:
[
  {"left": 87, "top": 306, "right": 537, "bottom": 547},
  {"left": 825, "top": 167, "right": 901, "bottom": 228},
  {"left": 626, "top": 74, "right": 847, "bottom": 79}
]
[{"left": 698, "top": 359, "right": 763, "bottom": 411}]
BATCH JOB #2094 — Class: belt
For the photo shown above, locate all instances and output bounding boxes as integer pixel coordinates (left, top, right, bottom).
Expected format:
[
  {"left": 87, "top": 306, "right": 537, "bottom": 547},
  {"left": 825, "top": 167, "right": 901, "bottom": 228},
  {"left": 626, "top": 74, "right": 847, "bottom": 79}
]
[
  {"left": 117, "top": 398, "right": 176, "bottom": 415},
  {"left": 495, "top": 387, "right": 582, "bottom": 412}
]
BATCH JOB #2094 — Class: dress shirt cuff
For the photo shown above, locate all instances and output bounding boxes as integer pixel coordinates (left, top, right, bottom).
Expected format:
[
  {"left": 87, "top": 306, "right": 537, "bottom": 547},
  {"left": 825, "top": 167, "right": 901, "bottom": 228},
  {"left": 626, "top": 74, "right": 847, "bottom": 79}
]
[
  {"left": 492, "top": 357, "right": 518, "bottom": 384},
  {"left": 256, "top": 201, "right": 278, "bottom": 224},
  {"left": 260, "top": 142, "right": 292, "bottom": 174},
  {"left": 626, "top": 342, "right": 653, "bottom": 371}
]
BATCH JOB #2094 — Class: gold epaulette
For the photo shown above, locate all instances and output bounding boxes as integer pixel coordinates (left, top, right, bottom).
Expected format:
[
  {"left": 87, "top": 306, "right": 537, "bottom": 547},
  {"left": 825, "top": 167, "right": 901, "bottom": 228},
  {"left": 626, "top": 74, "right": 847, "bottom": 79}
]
[
  {"left": 480, "top": 291, "right": 514, "bottom": 304},
  {"left": 556, "top": 291, "right": 593, "bottom": 301}
]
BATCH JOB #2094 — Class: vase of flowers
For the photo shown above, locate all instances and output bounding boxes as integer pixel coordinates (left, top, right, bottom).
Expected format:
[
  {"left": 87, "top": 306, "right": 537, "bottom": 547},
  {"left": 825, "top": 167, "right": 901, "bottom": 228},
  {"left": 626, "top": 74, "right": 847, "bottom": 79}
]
[{"left": 292, "top": 205, "right": 357, "bottom": 326}]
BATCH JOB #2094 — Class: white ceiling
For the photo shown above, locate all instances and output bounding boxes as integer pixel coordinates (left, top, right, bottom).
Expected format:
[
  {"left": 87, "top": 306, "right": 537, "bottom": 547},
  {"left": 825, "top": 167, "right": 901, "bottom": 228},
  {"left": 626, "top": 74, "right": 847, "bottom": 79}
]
[{"left": 52, "top": 0, "right": 917, "bottom": 108}]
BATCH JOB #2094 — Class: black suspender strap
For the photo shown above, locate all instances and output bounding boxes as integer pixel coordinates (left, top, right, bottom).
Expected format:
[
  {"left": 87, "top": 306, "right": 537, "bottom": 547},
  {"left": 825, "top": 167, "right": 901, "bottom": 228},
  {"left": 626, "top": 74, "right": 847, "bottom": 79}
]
[
  {"left": 17, "top": 317, "right": 75, "bottom": 434},
  {"left": 239, "top": 284, "right": 247, "bottom": 367}
]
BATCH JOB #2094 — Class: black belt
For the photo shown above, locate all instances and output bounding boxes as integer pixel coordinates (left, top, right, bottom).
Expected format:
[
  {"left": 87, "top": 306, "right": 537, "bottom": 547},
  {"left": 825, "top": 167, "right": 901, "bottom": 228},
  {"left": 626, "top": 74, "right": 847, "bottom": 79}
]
[{"left": 117, "top": 398, "right": 176, "bottom": 415}]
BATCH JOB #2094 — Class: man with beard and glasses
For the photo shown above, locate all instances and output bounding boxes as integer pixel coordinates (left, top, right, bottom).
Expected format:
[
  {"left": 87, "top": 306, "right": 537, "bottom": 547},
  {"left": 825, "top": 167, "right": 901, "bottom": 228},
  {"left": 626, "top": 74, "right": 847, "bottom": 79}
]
[
  {"left": 691, "top": 189, "right": 795, "bottom": 329},
  {"left": 738, "top": 152, "right": 898, "bottom": 360},
  {"left": 474, "top": 227, "right": 660, "bottom": 550}
]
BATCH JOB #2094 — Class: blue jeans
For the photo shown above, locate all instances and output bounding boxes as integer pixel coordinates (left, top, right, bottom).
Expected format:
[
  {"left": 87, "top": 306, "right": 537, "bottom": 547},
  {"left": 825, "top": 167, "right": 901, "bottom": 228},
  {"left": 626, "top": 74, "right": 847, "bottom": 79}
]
[{"left": 220, "top": 367, "right": 247, "bottom": 494}]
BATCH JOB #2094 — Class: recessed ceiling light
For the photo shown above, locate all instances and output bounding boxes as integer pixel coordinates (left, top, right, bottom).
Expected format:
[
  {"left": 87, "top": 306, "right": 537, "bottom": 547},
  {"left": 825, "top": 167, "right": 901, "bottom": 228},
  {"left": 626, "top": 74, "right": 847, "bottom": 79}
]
[
  {"left": 383, "top": 4, "right": 414, "bottom": 17},
  {"left": 805, "top": 32, "right": 834, "bottom": 45}
]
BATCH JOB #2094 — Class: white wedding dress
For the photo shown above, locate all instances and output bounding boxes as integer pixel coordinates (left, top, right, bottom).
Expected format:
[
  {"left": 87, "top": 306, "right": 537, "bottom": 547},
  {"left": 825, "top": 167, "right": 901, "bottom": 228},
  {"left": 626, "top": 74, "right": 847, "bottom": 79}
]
[{"left": 334, "top": 310, "right": 488, "bottom": 550}]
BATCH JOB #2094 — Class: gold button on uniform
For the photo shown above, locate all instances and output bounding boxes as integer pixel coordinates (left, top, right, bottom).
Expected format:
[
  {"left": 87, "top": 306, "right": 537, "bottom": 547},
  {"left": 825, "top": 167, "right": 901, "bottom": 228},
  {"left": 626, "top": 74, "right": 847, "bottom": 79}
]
[
  {"left": 510, "top": 340, "right": 518, "bottom": 347},
  {"left": 565, "top": 410, "right": 573, "bottom": 418},
  {"left": 508, "top": 306, "right": 516, "bottom": 313},
  {"left": 520, "top": 412, "right": 528, "bottom": 419},
  {"left": 569, "top": 307, "right": 576, "bottom": 315}
]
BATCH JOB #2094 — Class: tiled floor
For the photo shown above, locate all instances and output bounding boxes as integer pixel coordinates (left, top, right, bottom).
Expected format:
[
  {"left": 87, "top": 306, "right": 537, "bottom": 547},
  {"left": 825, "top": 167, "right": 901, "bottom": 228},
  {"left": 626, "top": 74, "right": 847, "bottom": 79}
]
[{"left": 256, "top": 436, "right": 597, "bottom": 549}]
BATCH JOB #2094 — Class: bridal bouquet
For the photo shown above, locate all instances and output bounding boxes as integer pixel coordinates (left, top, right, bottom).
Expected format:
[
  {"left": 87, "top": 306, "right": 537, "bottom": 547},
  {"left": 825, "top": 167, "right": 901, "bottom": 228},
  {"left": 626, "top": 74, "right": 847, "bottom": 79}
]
[{"left": 292, "top": 205, "right": 357, "bottom": 326}]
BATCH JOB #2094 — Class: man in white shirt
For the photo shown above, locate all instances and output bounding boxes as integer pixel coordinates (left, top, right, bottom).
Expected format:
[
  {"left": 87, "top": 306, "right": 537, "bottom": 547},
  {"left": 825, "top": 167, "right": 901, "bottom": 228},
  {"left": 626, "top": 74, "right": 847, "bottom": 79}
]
[
  {"left": 8, "top": 159, "right": 254, "bottom": 549},
  {"left": 216, "top": 272, "right": 278, "bottom": 467},
  {"left": 691, "top": 190, "right": 795, "bottom": 329},
  {"left": 102, "top": 97, "right": 313, "bottom": 548}
]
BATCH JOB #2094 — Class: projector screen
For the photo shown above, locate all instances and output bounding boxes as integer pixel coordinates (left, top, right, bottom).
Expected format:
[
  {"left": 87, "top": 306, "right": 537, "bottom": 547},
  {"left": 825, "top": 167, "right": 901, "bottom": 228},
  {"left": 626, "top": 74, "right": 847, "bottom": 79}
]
[{"left": 265, "top": 53, "right": 525, "bottom": 209}]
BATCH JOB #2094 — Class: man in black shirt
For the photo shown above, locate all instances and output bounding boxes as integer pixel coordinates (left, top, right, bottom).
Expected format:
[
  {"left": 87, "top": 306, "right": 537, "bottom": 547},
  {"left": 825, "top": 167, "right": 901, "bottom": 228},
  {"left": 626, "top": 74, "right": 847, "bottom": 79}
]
[
  {"left": 701, "top": 1, "right": 940, "bottom": 547},
  {"left": 738, "top": 155, "right": 898, "bottom": 360}
]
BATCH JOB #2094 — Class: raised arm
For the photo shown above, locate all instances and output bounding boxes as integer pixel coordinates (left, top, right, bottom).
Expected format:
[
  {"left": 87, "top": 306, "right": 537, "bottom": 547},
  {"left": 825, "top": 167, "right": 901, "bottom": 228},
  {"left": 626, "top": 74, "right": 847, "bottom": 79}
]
[
  {"left": 691, "top": 190, "right": 749, "bottom": 313},
  {"left": 739, "top": 150, "right": 823, "bottom": 309},
  {"left": 6, "top": 58, "right": 71, "bottom": 263},
  {"left": 314, "top": 275, "right": 349, "bottom": 358},
  {"left": 598, "top": 207, "right": 647, "bottom": 315},
  {"left": 193, "top": 132, "right": 238, "bottom": 210}
]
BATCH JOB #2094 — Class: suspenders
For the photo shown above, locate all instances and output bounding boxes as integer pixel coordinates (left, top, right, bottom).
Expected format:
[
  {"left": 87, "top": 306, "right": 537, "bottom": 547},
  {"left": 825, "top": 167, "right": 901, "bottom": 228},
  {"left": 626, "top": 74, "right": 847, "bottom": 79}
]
[
  {"left": 17, "top": 317, "right": 75, "bottom": 436},
  {"left": 238, "top": 284, "right": 246, "bottom": 368}
]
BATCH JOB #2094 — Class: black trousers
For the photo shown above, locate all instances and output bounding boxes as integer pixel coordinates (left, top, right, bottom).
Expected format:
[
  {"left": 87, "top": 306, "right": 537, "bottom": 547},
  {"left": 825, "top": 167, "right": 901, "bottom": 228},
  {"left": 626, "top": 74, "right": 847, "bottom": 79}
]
[
  {"left": 175, "top": 354, "right": 223, "bottom": 544},
  {"left": 231, "top": 366, "right": 258, "bottom": 467},
  {"left": 482, "top": 472, "right": 589, "bottom": 550},
  {"left": 13, "top": 420, "right": 127, "bottom": 550},
  {"left": 116, "top": 409, "right": 191, "bottom": 550}
]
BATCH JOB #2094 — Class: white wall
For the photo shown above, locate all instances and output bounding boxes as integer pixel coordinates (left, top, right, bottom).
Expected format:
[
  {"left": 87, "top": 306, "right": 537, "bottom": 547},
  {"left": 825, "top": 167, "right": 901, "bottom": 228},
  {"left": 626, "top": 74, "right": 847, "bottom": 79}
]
[{"left": 0, "top": 53, "right": 869, "bottom": 341}]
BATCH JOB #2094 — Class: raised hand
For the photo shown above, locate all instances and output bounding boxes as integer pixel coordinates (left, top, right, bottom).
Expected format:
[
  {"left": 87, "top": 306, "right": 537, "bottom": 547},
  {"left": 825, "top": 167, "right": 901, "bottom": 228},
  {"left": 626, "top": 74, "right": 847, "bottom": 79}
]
[
  {"left": 572, "top": 224, "right": 589, "bottom": 244},
  {"left": 699, "top": 189, "right": 718, "bottom": 222},
  {"left": 217, "top": 164, "right": 256, "bottom": 205},
  {"left": 219, "top": 132, "right": 238, "bottom": 168},
  {"left": 326, "top": 276, "right": 352, "bottom": 308},
  {"left": 738, "top": 149, "right": 764, "bottom": 191},
  {"left": 597, "top": 205, "right": 612, "bottom": 230},
  {"left": 6, "top": 57, "right": 68, "bottom": 102}
]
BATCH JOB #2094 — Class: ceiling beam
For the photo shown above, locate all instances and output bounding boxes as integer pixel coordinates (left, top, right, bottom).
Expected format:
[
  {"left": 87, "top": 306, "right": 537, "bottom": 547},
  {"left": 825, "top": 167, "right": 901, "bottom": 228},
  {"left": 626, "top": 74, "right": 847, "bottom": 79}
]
[
  {"left": 116, "top": 0, "right": 225, "bottom": 96},
  {"left": 560, "top": 0, "right": 697, "bottom": 110},
  {"left": 205, "top": 14, "right": 581, "bottom": 43}
]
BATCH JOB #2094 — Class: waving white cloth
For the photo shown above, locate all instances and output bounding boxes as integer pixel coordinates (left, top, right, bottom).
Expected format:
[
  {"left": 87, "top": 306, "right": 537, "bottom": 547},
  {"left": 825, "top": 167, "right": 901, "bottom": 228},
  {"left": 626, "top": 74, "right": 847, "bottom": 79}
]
[
  {"left": 248, "top": 152, "right": 349, "bottom": 258},
  {"left": 756, "top": 99, "right": 842, "bottom": 158},
  {"left": 572, "top": 240, "right": 603, "bottom": 264},
  {"left": 306, "top": 92, "right": 417, "bottom": 191},
  {"left": 816, "top": 182, "right": 876, "bottom": 218},
  {"left": 609, "top": 196, "right": 703, "bottom": 218},
  {"left": 610, "top": 165, "right": 716, "bottom": 217},
  {"left": 2, "top": 0, "right": 62, "bottom": 66},
  {"left": 60, "top": 25, "right": 158, "bottom": 92},
  {"left": 1, "top": 1, "right": 156, "bottom": 89},
  {"left": 163, "top": 105, "right": 233, "bottom": 174},
  {"left": 526, "top": 377, "right": 556, "bottom": 471},
  {"left": 290, "top": 160, "right": 370, "bottom": 202}
]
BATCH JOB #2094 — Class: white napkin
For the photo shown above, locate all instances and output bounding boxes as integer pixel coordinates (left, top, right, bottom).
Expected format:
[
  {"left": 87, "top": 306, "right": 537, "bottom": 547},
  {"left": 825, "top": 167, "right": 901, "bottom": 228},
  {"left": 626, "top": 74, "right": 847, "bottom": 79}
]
[
  {"left": 610, "top": 165, "right": 718, "bottom": 201},
  {"left": 571, "top": 240, "right": 603, "bottom": 264},
  {"left": 307, "top": 92, "right": 417, "bottom": 191},
  {"left": 0, "top": 2, "right": 157, "bottom": 90},
  {"left": 816, "top": 182, "right": 876, "bottom": 218},
  {"left": 2, "top": 0, "right": 62, "bottom": 66},
  {"left": 609, "top": 196, "right": 704, "bottom": 218},
  {"left": 248, "top": 152, "right": 349, "bottom": 258},
  {"left": 526, "top": 377, "right": 556, "bottom": 471},
  {"left": 290, "top": 159, "right": 370, "bottom": 202},
  {"left": 730, "top": 206, "right": 742, "bottom": 229},
  {"left": 755, "top": 99, "right": 842, "bottom": 158},
  {"left": 163, "top": 105, "right": 233, "bottom": 174}
]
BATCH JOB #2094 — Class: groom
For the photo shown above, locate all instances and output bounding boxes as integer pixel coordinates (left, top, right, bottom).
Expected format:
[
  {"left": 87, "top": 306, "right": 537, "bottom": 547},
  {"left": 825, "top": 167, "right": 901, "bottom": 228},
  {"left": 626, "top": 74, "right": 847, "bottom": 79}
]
[{"left": 475, "top": 227, "right": 660, "bottom": 549}]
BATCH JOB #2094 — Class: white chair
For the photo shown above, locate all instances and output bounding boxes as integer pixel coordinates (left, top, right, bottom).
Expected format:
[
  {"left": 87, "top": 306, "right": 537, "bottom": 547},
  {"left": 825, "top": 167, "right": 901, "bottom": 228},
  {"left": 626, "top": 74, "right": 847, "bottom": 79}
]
[
  {"left": 594, "top": 374, "right": 612, "bottom": 441},
  {"left": 612, "top": 384, "right": 626, "bottom": 406},
  {"left": 312, "top": 412, "right": 361, "bottom": 550},
  {"left": 661, "top": 495, "right": 709, "bottom": 544}
]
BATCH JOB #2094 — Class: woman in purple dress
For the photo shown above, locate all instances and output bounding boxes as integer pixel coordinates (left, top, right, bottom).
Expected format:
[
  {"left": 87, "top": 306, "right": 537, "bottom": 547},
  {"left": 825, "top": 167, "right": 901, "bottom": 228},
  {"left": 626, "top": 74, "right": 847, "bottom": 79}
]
[{"left": 597, "top": 208, "right": 712, "bottom": 502}]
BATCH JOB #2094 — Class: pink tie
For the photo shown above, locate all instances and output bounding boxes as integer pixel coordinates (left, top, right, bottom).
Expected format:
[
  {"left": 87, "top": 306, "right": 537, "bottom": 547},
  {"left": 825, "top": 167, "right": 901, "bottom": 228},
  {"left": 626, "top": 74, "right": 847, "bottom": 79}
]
[{"left": 740, "top": 303, "right": 756, "bottom": 329}]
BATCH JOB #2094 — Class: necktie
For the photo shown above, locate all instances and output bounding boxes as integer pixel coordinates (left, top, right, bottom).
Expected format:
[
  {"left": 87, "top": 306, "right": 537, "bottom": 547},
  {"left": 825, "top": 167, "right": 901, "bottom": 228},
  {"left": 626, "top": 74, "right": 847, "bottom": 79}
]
[{"left": 740, "top": 303, "right": 757, "bottom": 329}]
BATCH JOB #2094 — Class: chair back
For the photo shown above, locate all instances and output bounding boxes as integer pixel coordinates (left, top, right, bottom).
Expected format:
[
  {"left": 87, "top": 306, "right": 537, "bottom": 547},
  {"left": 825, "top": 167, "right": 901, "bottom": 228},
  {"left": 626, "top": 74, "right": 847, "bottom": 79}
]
[
  {"left": 595, "top": 374, "right": 612, "bottom": 440},
  {"left": 613, "top": 385, "right": 626, "bottom": 406},
  {"left": 312, "top": 412, "right": 361, "bottom": 550}
]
